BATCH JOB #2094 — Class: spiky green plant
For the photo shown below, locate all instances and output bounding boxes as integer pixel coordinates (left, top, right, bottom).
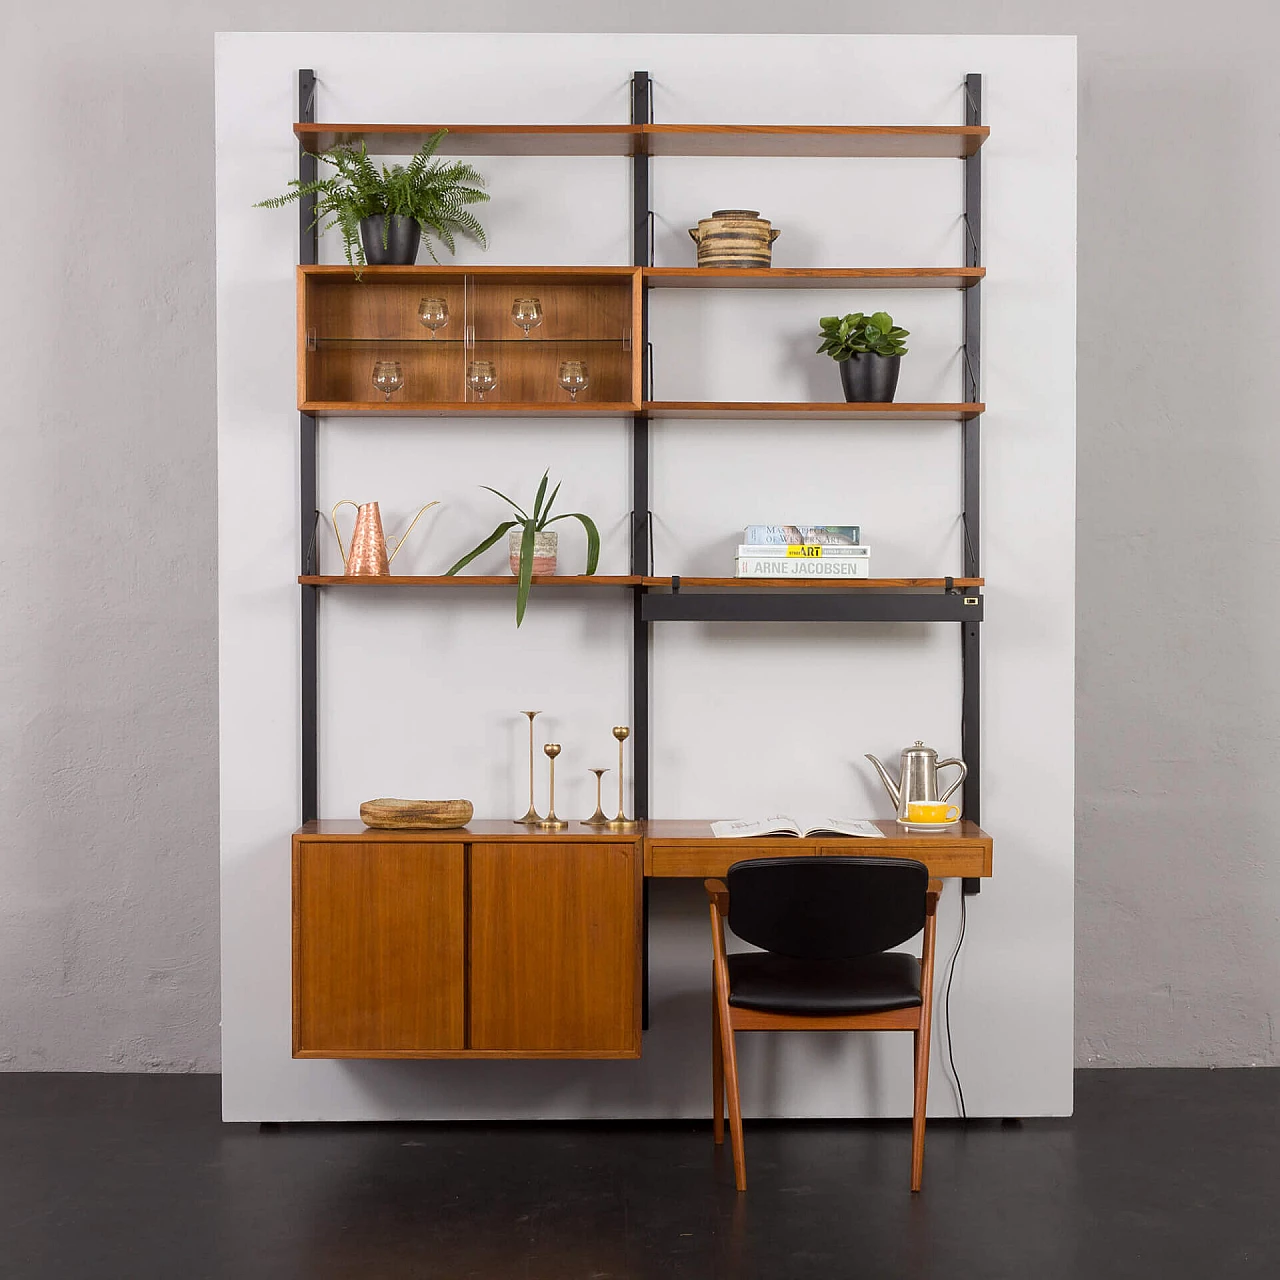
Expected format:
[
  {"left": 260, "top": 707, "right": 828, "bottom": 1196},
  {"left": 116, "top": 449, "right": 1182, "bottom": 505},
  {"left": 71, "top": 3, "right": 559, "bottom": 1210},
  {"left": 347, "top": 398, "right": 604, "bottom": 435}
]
[
  {"left": 446, "top": 471, "right": 601, "bottom": 627},
  {"left": 254, "top": 130, "right": 488, "bottom": 270}
]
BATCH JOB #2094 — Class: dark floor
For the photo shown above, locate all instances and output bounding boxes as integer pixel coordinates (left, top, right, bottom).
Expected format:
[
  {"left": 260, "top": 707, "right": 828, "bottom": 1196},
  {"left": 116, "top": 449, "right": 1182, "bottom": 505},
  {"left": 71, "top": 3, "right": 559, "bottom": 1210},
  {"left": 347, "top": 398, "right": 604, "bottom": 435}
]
[{"left": 0, "top": 1070, "right": 1276, "bottom": 1279}]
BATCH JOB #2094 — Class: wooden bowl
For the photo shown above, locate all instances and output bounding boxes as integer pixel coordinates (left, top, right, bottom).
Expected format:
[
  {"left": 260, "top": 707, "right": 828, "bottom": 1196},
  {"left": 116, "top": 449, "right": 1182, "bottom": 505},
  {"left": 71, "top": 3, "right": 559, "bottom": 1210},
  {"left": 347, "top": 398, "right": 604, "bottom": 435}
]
[{"left": 359, "top": 798, "right": 474, "bottom": 830}]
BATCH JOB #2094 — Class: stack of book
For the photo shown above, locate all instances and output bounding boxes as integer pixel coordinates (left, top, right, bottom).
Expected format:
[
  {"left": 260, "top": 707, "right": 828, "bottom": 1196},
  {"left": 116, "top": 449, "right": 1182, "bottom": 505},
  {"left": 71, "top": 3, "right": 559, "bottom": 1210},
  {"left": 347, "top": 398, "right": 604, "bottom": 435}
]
[{"left": 735, "top": 525, "right": 869, "bottom": 579}]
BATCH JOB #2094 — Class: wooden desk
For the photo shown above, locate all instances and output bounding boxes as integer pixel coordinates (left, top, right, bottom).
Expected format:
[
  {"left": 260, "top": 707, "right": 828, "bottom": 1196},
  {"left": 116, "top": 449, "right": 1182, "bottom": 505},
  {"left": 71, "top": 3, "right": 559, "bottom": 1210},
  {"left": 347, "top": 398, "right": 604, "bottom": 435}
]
[
  {"left": 294, "top": 818, "right": 993, "bottom": 880},
  {"left": 643, "top": 819, "right": 992, "bottom": 880},
  {"left": 291, "top": 819, "right": 991, "bottom": 1060}
]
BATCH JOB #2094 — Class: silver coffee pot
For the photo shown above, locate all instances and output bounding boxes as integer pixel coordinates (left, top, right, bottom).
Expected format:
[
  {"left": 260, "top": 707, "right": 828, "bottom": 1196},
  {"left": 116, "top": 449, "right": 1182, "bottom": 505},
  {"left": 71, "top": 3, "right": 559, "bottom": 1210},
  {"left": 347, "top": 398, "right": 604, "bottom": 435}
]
[{"left": 865, "top": 741, "right": 967, "bottom": 823}]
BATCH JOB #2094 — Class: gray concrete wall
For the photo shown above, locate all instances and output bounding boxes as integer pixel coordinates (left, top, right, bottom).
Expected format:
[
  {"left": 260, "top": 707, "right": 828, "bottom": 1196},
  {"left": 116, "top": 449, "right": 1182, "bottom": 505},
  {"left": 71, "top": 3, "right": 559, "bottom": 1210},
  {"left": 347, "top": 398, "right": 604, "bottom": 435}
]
[{"left": 2, "top": 2, "right": 1276, "bottom": 1071}]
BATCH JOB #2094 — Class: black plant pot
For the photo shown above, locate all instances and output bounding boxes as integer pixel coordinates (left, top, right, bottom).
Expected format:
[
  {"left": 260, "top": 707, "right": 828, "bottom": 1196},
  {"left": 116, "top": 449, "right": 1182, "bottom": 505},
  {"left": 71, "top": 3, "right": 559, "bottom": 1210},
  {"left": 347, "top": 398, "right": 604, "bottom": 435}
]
[
  {"left": 359, "top": 215, "right": 421, "bottom": 265},
  {"left": 838, "top": 353, "right": 901, "bottom": 403}
]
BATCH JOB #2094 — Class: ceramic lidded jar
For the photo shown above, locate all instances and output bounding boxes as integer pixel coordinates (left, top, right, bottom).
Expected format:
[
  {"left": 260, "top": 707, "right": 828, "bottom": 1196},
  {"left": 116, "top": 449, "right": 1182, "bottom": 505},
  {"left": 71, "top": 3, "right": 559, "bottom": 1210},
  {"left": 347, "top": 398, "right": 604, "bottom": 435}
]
[{"left": 687, "top": 209, "right": 781, "bottom": 268}]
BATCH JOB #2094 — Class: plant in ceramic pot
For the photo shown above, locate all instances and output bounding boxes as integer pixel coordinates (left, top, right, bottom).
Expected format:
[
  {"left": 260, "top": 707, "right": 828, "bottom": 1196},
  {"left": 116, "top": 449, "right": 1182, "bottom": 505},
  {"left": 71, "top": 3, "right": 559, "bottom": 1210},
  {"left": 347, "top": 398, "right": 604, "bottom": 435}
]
[
  {"left": 446, "top": 471, "right": 600, "bottom": 626},
  {"left": 255, "top": 130, "right": 488, "bottom": 270},
  {"left": 817, "top": 311, "right": 909, "bottom": 403}
]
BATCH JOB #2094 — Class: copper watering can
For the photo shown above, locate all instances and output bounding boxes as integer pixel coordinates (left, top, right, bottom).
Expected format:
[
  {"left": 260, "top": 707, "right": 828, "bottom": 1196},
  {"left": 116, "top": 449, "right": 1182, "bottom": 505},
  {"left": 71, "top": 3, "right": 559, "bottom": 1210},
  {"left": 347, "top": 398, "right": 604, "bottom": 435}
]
[{"left": 332, "top": 500, "right": 439, "bottom": 577}]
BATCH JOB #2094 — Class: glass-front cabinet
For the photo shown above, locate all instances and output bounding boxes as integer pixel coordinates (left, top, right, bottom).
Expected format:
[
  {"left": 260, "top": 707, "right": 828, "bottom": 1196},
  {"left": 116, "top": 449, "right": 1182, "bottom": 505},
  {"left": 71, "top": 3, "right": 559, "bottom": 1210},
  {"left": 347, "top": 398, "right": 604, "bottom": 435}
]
[{"left": 297, "top": 265, "right": 642, "bottom": 413}]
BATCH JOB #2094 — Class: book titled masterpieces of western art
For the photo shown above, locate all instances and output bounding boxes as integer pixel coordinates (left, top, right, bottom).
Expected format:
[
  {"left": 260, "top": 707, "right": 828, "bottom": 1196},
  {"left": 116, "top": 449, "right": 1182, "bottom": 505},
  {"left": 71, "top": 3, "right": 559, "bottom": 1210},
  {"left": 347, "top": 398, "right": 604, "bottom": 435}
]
[
  {"left": 710, "top": 816, "right": 886, "bottom": 839},
  {"left": 743, "top": 525, "right": 860, "bottom": 545}
]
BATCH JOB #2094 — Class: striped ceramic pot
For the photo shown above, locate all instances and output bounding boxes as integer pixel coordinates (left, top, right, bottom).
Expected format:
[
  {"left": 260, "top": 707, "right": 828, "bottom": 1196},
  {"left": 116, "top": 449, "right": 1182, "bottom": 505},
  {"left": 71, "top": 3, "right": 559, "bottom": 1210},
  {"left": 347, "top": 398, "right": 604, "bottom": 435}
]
[
  {"left": 509, "top": 528, "right": 558, "bottom": 576},
  {"left": 688, "top": 209, "right": 781, "bottom": 268}
]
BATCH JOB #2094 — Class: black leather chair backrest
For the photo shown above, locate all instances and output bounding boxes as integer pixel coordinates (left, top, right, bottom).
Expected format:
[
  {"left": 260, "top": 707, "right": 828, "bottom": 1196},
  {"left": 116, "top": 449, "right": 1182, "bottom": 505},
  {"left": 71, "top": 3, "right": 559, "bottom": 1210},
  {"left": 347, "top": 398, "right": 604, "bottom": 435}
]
[{"left": 726, "top": 857, "right": 930, "bottom": 959}]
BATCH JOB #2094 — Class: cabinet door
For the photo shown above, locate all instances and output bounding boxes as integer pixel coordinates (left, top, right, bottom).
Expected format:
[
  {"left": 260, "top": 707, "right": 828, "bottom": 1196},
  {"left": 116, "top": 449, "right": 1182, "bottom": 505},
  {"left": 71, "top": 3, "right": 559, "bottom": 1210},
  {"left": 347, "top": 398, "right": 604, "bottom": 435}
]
[
  {"left": 293, "top": 841, "right": 465, "bottom": 1056},
  {"left": 469, "top": 842, "right": 641, "bottom": 1056}
]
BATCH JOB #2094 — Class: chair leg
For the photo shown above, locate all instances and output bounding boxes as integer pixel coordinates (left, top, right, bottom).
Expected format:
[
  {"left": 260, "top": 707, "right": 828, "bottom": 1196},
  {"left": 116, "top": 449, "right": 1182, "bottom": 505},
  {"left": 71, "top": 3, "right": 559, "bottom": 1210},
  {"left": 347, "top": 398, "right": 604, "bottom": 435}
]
[
  {"left": 715, "top": 985, "right": 747, "bottom": 1191},
  {"left": 712, "top": 981, "right": 725, "bottom": 1144},
  {"left": 911, "top": 1017, "right": 932, "bottom": 1192}
]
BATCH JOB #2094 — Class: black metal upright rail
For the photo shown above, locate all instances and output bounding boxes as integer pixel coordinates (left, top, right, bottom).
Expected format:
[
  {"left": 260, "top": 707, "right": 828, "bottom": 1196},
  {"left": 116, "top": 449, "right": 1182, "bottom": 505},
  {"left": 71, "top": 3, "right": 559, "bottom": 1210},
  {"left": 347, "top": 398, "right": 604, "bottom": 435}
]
[
  {"left": 630, "top": 71, "right": 652, "bottom": 820},
  {"left": 299, "top": 69, "right": 319, "bottom": 824},
  {"left": 961, "top": 72, "right": 983, "bottom": 895},
  {"left": 630, "top": 71, "right": 653, "bottom": 1030}
]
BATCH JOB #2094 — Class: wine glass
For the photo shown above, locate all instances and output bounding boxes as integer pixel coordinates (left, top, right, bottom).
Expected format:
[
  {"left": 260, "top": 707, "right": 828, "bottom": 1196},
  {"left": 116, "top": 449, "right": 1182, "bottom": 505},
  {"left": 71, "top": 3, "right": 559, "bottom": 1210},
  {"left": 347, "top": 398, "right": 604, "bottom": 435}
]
[
  {"left": 417, "top": 297, "right": 449, "bottom": 338},
  {"left": 371, "top": 360, "right": 404, "bottom": 401},
  {"left": 511, "top": 297, "right": 543, "bottom": 339},
  {"left": 557, "top": 360, "right": 589, "bottom": 402},
  {"left": 467, "top": 360, "right": 498, "bottom": 402}
]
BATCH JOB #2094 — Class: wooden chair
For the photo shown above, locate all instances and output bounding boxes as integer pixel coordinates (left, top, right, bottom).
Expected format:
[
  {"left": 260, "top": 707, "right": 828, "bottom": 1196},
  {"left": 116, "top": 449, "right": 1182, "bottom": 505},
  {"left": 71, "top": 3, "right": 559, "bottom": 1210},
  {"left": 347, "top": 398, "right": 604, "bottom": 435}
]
[{"left": 706, "top": 856, "right": 941, "bottom": 1192}]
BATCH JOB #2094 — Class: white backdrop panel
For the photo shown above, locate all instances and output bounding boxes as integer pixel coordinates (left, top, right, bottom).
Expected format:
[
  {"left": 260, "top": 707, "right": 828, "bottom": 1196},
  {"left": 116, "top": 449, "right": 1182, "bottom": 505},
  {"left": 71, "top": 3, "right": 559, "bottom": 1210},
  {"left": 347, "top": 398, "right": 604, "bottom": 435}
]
[{"left": 216, "top": 32, "right": 1076, "bottom": 1121}]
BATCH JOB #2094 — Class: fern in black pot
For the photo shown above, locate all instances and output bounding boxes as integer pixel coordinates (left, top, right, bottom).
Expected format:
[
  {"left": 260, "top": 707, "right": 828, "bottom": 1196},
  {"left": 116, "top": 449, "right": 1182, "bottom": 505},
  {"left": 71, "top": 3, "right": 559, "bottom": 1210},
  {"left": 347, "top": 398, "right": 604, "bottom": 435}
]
[
  {"left": 817, "top": 311, "right": 909, "bottom": 403},
  {"left": 255, "top": 129, "right": 489, "bottom": 270}
]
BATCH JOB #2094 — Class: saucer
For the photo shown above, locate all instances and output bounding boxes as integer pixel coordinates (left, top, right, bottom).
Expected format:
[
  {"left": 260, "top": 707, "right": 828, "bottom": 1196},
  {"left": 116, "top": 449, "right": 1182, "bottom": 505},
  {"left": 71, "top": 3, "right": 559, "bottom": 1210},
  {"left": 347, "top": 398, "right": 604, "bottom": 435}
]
[{"left": 898, "top": 819, "right": 960, "bottom": 832}]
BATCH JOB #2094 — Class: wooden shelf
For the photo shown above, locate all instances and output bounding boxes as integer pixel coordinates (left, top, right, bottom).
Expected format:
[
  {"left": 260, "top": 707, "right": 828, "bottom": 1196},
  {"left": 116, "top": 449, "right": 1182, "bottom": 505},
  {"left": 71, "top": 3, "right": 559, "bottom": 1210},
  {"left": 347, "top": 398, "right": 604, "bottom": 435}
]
[
  {"left": 643, "top": 402, "right": 984, "bottom": 421},
  {"left": 295, "top": 123, "right": 641, "bottom": 156},
  {"left": 300, "top": 401, "right": 640, "bottom": 417},
  {"left": 298, "top": 264, "right": 639, "bottom": 282},
  {"left": 644, "top": 267, "right": 984, "bottom": 290},
  {"left": 294, "top": 123, "right": 989, "bottom": 159},
  {"left": 300, "top": 575, "right": 640, "bottom": 586},
  {"left": 301, "top": 401, "right": 982, "bottom": 419},
  {"left": 642, "top": 124, "right": 988, "bottom": 158}
]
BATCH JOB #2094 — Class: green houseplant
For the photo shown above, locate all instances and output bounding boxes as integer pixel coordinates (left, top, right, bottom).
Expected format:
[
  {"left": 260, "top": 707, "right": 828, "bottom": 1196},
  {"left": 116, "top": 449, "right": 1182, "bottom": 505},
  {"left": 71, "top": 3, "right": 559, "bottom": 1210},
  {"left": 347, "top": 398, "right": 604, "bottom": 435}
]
[
  {"left": 446, "top": 471, "right": 601, "bottom": 626},
  {"left": 817, "top": 310, "right": 909, "bottom": 403},
  {"left": 255, "top": 130, "right": 488, "bottom": 270}
]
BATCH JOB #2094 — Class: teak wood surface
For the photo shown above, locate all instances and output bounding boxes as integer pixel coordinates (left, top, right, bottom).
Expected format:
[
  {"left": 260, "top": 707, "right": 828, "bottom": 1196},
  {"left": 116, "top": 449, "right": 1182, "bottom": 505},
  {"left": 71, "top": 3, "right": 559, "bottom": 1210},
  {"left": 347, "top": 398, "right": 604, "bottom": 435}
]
[
  {"left": 294, "top": 123, "right": 989, "bottom": 159},
  {"left": 298, "top": 267, "right": 642, "bottom": 411},
  {"left": 292, "top": 840, "right": 466, "bottom": 1056},
  {"left": 300, "top": 401, "right": 643, "bottom": 417},
  {"left": 468, "top": 842, "right": 642, "bottom": 1057},
  {"left": 644, "top": 819, "right": 991, "bottom": 879},
  {"left": 293, "top": 832, "right": 645, "bottom": 1059},
  {"left": 641, "top": 402, "right": 985, "bottom": 420},
  {"left": 299, "top": 575, "right": 642, "bottom": 587},
  {"left": 293, "top": 820, "right": 992, "bottom": 879},
  {"left": 643, "top": 267, "right": 985, "bottom": 290}
]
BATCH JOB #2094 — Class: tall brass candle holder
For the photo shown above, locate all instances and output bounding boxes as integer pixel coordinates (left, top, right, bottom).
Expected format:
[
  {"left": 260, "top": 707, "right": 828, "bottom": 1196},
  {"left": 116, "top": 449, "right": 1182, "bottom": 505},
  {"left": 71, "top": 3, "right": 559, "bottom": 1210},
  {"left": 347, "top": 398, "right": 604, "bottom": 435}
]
[
  {"left": 516, "top": 711, "right": 542, "bottom": 824},
  {"left": 607, "top": 726, "right": 640, "bottom": 832},
  {"left": 537, "top": 744, "right": 568, "bottom": 831},
  {"left": 583, "top": 768, "right": 610, "bottom": 825}
]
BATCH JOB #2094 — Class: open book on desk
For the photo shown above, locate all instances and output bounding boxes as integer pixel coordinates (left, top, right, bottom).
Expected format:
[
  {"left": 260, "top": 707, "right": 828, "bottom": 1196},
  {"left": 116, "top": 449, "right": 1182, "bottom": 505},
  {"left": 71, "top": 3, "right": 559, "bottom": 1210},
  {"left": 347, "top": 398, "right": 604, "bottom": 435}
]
[{"left": 710, "top": 816, "right": 885, "bottom": 839}]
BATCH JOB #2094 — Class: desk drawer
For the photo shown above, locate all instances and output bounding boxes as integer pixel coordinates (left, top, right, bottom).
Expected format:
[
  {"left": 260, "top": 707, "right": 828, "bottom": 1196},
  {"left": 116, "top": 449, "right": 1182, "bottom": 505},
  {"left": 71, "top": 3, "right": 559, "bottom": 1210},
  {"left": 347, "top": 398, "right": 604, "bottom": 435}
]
[{"left": 645, "top": 843, "right": 818, "bottom": 879}]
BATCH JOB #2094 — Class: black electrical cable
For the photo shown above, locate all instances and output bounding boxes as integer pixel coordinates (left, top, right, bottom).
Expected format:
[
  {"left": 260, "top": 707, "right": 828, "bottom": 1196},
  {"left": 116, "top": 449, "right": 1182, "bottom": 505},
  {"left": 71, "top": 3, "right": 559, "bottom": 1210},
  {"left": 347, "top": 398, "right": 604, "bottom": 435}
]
[{"left": 941, "top": 885, "right": 968, "bottom": 1120}]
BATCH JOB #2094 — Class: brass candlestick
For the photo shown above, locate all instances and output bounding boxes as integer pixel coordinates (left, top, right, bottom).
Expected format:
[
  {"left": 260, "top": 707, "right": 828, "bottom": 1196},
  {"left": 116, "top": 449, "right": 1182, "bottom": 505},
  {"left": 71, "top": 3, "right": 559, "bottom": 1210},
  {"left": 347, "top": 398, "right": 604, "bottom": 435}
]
[
  {"left": 517, "top": 711, "right": 542, "bottom": 824},
  {"left": 583, "top": 768, "right": 610, "bottom": 825},
  {"left": 607, "top": 726, "right": 640, "bottom": 832},
  {"left": 537, "top": 744, "right": 568, "bottom": 831}
]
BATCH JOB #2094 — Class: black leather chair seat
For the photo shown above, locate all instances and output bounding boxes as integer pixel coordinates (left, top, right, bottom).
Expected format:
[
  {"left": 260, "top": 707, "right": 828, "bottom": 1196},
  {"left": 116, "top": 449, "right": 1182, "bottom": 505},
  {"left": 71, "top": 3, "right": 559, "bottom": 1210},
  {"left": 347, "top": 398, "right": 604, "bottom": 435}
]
[{"left": 727, "top": 950, "right": 922, "bottom": 1016}]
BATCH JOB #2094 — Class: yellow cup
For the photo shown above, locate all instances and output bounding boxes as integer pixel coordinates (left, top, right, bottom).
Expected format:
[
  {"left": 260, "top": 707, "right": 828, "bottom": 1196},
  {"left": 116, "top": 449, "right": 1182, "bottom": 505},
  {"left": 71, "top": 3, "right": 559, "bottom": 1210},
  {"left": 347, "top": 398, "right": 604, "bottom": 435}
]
[{"left": 906, "top": 800, "right": 960, "bottom": 824}]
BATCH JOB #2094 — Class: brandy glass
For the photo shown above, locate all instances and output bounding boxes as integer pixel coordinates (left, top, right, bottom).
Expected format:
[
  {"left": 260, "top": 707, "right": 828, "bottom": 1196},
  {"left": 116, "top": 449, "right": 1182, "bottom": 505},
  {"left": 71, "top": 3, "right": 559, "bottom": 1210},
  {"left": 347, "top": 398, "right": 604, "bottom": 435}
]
[
  {"left": 417, "top": 297, "right": 449, "bottom": 338},
  {"left": 511, "top": 297, "right": 543, "bottom": 339},
  {"left": 557, "top": 360, "right": 589, "bottom": 402},
  {"left": 371, "top": 360, "right": 404, "bottom": 401},
  {"left": 467, "top": 360, "right": 498, "bottom": 401}
]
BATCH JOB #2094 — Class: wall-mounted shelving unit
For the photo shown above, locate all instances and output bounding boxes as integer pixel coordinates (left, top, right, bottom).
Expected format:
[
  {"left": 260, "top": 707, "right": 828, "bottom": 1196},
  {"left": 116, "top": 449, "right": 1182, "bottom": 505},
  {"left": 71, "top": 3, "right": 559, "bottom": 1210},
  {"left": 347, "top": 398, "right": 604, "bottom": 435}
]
[{"left": 294, "top": 68, "right": 987, "bottom": 895}]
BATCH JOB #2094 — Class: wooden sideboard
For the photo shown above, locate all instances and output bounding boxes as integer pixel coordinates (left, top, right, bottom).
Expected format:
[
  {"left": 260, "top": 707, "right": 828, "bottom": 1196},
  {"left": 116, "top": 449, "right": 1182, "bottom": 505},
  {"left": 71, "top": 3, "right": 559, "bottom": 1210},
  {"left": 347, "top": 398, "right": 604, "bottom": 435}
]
[{"left": 292, "top": 820, "right": 991, "bottom": 1060}]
